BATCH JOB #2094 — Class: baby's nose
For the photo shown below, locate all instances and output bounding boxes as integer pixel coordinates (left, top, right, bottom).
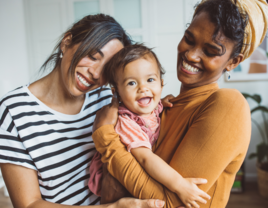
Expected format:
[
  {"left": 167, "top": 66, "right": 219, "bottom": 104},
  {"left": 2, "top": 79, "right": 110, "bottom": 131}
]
[{"left": 139, "top": 85, "right": 149, "bottom": 93}]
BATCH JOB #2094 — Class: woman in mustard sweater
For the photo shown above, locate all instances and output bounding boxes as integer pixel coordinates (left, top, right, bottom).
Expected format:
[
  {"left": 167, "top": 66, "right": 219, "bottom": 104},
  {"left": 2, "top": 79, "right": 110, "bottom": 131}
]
[{"left": 92, "top": 0, "right": 268, "bottom": 208}]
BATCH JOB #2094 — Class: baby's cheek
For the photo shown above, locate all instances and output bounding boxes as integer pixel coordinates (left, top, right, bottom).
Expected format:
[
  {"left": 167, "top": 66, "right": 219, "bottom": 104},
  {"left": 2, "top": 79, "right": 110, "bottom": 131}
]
[{"left": 155, "top": 87, "right": 163, "bottom": 99}]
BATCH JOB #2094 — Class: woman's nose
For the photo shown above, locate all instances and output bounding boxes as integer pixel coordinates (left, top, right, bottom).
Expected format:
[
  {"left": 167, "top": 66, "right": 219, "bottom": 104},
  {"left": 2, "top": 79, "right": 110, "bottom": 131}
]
[
  {"left": 185, "top": 47, "right": 201, "bottom": 63},
  {"left": 88, "top": 65, "right": 102, "bottom": 80}
]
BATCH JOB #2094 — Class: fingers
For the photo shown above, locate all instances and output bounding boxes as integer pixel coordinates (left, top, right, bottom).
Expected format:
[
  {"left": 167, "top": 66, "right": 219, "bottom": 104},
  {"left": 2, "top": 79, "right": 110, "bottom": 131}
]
[
  {"left": 167, "top": 102, "right": 173, "bottom": 107},
  {"left": 185, "top": 203, "right": 192, "bottom": 208},
  {"left": 195, "top": 196, "right": 207, "bottom": 205},
  {"left": 190, "top": 201, "right": 200, "bottom": 208},
  {"left": 165, "top": 94, "right": 174, "bottom": 107},
  {"left": 166, "top": 94, "right": 175, "bottom": 99},
  {"left": 185, "top": 202, "right": 199, "bottom": 208},
  {"left": 190, "top": 178, "right": 211, "bottom": 201},
  {"left": 161, "top": 94, "right": 174, "bottom": 108},
  {"left": 191, "top": 178, "right": 208, "bottom": 185},
  {"left": 146, "top": 199, "right": 165, "bottom": 208},
  {"left": 199, "top": 190, "right": 211, "bottom": 201}
]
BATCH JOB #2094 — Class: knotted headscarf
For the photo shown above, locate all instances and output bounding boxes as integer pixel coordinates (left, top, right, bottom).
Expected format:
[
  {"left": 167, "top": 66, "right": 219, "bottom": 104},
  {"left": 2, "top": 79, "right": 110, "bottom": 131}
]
[{"left": 195, "top": 0, "right": 268, "bottom": 61}]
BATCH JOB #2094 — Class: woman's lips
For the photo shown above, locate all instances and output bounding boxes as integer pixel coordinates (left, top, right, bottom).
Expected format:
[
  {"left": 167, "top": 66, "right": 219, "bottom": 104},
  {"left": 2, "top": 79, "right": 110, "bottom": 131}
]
[
  {"left": 75, "top": 72, "right": 93, "bottom": 91},
  {"left": 181, "top": 66, "right": 199, "bottom": 75},
  {"left": 180, "top": 60, "right": 201, "bottom": 75},
  {"left": 137, "top": 97, "right": 152, "bottom": 107}
]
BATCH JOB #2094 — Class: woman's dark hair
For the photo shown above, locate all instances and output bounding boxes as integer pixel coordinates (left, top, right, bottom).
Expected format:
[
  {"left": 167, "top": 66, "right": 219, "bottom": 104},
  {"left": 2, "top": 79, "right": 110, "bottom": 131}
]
[
  {"left": 194, "top": 0, "right": 249, "bottom": 59},
  {"left": 102, "top": 43, "right": 165, "bottom": 91},
  {"left": 41, "top": 14, "right": 132, "bottom": 78}
]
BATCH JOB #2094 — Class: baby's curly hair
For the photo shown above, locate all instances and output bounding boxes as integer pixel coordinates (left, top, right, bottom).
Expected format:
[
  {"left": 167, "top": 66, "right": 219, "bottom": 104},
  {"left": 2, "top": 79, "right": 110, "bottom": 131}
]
[{"left": 102, "top": 43, "right": 165, "bottom": 92}]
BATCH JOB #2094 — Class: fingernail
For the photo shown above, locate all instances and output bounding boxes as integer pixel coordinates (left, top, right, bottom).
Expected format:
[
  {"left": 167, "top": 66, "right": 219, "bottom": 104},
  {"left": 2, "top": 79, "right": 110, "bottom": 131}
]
[{"left": 156, "top": 199, "right": 165, "bottom": 207}]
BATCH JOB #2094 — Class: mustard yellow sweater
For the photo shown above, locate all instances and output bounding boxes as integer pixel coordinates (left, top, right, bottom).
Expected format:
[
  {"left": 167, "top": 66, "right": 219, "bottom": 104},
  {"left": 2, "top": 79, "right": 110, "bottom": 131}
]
[{"left": 93, "top": 83, "right": 251, "bottom": 208}]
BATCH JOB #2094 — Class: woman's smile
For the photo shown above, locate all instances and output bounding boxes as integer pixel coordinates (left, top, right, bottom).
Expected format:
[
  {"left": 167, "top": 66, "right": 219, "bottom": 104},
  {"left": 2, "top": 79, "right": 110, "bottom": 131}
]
[
  {"left": 76, "top": 72, "right": 94, "bottom": 89},
  {"left": 181, "top": 60, "right": 201, "bottom": 74},
  {"left": 62, "top": 39, "right": 123, "bottom": 96},
  {"left": 177, "top": 12, "right": 237, "bottom": 91}
]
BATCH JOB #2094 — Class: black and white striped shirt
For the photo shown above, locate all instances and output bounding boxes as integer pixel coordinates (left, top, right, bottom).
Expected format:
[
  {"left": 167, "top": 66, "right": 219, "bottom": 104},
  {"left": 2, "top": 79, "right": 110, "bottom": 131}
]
[{"left": 0, "top": 85, "right": 112, "bottom": 205}]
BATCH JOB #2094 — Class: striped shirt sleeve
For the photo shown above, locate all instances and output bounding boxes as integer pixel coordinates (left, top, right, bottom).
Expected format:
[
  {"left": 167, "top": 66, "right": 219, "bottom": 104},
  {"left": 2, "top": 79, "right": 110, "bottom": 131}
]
[{"left": 0, "top": 102, "right": 36, "bottom": 170}]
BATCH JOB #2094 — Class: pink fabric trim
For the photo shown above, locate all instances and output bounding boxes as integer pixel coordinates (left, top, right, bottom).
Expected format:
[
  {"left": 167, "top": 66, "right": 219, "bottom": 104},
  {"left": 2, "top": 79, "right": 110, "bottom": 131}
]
[
  {"left": 118, "top": 101, "right": 163, "bottom": 146},
  {"left": 115, "top": 114, "right": 152, "bottom": 152},
  {"left": 88, "top": 101, "right": 163, "bottom": 195},
  {"left": 88, "top": 152, "right": 102, "bottom": 196}
]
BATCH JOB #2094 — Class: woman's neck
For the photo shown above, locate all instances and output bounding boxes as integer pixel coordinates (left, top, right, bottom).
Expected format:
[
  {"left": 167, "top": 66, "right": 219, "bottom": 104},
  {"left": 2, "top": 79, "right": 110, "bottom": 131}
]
[
  {"left": 180, "top": 81, "right": 218, "bottom": 94},
  {"left": 28, "top": 67, "right": 85, "bottom": 114}
]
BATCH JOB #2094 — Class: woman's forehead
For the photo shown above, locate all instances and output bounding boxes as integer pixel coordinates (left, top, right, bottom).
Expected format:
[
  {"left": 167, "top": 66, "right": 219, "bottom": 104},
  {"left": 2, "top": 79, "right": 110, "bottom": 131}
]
[
  {"left": 189, "top": 12, "right": 233, "bottom": 46},
  {"left": 189, "top": 12, "right": 216, "bottom": 38}
]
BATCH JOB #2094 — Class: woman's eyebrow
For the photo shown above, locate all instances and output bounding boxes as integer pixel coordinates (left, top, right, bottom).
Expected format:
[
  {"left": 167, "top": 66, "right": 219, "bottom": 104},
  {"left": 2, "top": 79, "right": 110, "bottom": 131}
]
[
  {"left": 204, "top": 43, "right": 222, "bottom": 52},
  {"left": 97, "top": 49, "right": 104, "bottom": 57},
  {"left": 186, "top": 29, "right": 222, "bottom": 53}
]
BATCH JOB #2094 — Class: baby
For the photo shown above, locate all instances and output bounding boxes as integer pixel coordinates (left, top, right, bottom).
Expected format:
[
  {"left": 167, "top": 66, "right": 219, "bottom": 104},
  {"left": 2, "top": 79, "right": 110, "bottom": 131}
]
[{"left": 89, "top": 44, "right": 210, "bottom": 208}]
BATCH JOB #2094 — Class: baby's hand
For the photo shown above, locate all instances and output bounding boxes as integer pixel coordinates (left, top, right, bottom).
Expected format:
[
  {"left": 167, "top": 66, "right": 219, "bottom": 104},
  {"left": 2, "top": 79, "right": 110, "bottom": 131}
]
[
  {"left": 176, "top": 178, "right": 211, "bottom": 208},
  {"left": 161, "top": 94, "right": 175, "bottom": 108}
]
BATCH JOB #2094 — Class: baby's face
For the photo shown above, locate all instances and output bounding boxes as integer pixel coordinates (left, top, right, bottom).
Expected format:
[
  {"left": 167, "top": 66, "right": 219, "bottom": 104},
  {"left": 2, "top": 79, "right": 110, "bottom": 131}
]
[{"left": 116, "top": 56, "right": 163, "bottom": 116}]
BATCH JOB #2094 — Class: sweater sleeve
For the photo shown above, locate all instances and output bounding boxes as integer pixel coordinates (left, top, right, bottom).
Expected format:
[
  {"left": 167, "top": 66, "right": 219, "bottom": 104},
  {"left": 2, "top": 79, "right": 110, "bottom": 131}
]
[
  {"left": 92, "top": 125, "right": 182, "bottom": 207},
  {"left": 168, "top": 89, "right": 251, "bottom": 192},
  {"left": 92, "top": 89, "right": 251, "bottom": 208}
]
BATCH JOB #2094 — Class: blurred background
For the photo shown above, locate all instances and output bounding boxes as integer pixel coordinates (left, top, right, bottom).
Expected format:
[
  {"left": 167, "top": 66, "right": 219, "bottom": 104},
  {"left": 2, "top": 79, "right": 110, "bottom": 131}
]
[{"left": 0, "top": 0, "right": 268, "bottom": 207}]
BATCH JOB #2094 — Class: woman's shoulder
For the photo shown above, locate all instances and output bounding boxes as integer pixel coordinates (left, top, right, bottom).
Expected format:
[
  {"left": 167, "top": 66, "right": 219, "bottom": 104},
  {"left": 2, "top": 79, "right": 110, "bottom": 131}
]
[
  {"left": 209, "top": 88, "right": 247, "bottom": 105},
  {"left": 85, "top": 86, "right": 112, "bottom": 103},
  {"left": 83, "top": 86, "right": 112, "bottom": 111},
  {"left": 86, "top": 86, "right": 112, "bottom": 98},
  {"left": 0, "top": 85, "right": 29, "bottom": 107},
  {"left": 201, "top": 88, "right": 250, "bottom": 114}
]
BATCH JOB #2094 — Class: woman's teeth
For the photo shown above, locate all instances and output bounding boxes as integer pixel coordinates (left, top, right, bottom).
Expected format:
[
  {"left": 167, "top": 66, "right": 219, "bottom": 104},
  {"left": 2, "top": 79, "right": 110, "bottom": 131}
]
[
  {"left": 183, "top": 61, "right": 199, "bottom": 72},
  {"left": 77, "top": 74, "right": 90, "bottom": 87}
]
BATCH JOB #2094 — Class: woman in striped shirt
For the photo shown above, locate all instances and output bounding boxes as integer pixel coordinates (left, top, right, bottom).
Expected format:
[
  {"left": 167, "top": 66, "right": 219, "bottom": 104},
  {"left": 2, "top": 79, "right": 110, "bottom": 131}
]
[{"left": 0, "top": 14, "right": 164, "bottom": 208}]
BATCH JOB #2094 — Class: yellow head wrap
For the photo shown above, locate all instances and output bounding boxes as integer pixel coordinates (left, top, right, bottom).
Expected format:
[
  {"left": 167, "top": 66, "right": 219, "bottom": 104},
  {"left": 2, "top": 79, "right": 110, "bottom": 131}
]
[{"left": 195, "top": 0, "right": 268, "bottom": 61}]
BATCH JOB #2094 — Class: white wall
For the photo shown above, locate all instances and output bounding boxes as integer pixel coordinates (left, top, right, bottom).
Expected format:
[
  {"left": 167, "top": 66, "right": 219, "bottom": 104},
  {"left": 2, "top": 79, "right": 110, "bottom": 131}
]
[{"left": 0, "top": 0, "right": 30, "bottom": 98}]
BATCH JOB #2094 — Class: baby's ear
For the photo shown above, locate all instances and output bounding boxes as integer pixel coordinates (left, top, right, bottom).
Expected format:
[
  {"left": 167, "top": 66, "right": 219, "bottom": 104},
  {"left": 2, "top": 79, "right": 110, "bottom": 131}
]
[
  {"left": 161, "top": 79, "right": 164, "bottom": 87},
  {"left": 111, "top": 88, "right": 121, "bottom": 102}
]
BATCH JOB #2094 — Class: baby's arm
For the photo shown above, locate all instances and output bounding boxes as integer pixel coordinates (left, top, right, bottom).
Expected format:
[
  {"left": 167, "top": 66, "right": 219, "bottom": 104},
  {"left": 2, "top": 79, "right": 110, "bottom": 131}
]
[{"left": 131, "top": 147, "right": 210, "bottom": 208}]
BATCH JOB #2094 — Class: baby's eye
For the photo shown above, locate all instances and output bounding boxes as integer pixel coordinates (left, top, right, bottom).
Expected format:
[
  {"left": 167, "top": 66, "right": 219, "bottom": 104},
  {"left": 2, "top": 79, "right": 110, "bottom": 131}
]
[
  {"left": 148, "top": 78, "right": 155, "bottom": 82},
  {"left": 127, "top": 81, "right": 136, "bottom": 86}
]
